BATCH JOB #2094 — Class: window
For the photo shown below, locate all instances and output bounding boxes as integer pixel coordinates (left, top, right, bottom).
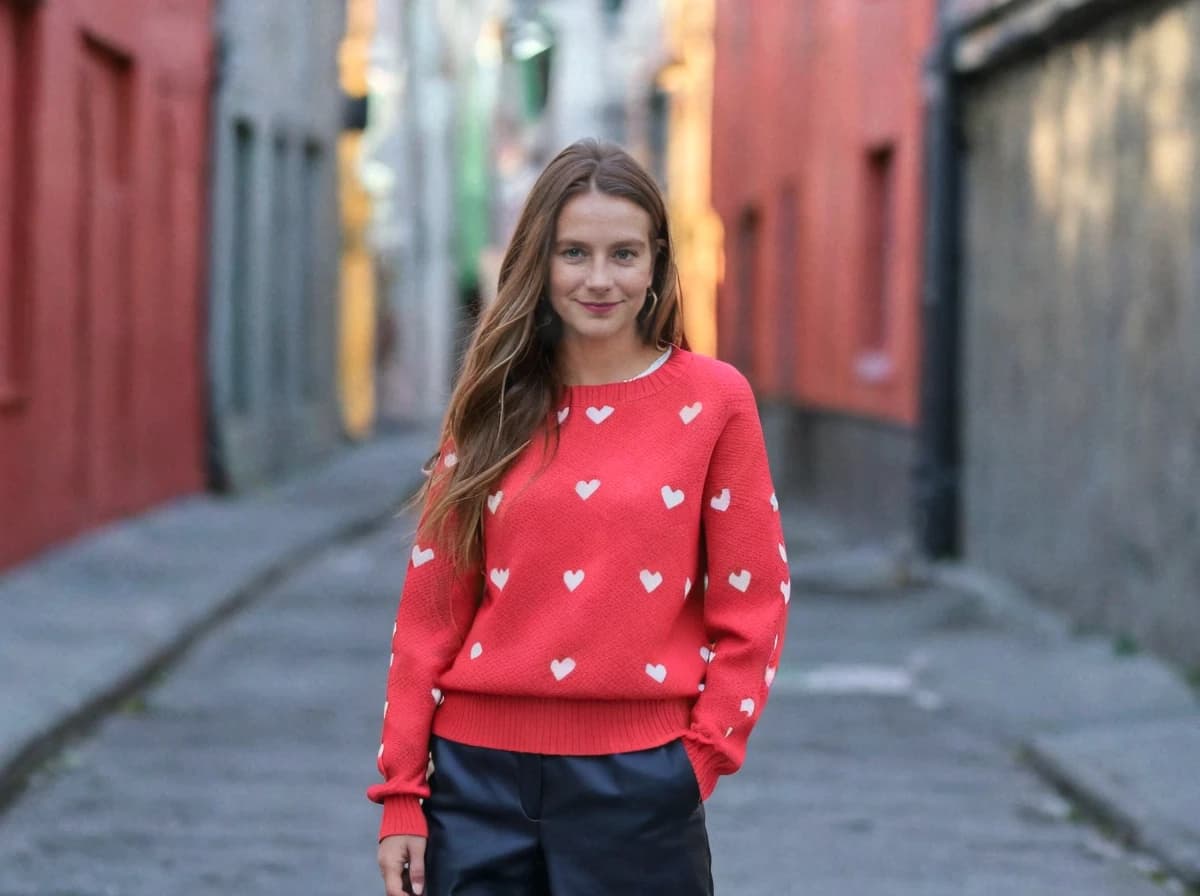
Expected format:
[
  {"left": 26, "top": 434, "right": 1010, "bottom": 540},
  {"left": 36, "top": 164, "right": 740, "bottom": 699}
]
[
  {"left": 735, "top": 207, "right": 760, "bottom": 376},
  {"left": 776, "top": 185, "right": 799, "bottom": 394},
  {"left": 269, "top": 133, "right": 290, "bottom": 402},
  {"left": 299, "top": 141, "right": 323, "bottom": 399},
  {"left": 859, "top": 144, "right": 895, "bottom": 381},
  {"left": 0, "top": 3, "right": 32, "bottom": 406},
  {"left": 230, "top": 120, "right": 255, "bottom": 413}
]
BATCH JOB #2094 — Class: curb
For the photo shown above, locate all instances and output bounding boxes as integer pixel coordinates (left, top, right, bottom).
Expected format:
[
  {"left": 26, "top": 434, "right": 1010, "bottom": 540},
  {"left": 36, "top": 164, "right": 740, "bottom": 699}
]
[
  {"left": 1024, "top": 725, "right": 1200, "bottom": 888},
  {"left": 786, "top": 539, "right": 1072, "bottom": 643},
  {"left": 788, "top": 536, "right": 1200, "bottom": 889},
  {"left": 0, "top": 431, "right": 434, "bottom": 810}
]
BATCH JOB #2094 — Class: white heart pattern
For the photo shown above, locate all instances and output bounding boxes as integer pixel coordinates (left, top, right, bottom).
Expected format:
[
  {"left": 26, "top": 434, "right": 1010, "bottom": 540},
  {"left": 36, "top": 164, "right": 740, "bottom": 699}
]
[
  {"left": 740, "top": 698, "right": 755, "bottom": 717},
  {"left": 770, "top": 491, "right": 779, "bottom": 511},
  {"left": 551, "top": 657, "right": 576, "bottom": 680},
  {"left": 778, "top": 543, "right": 787, "bottom": 562},
  {"left": 780, "top": 580, "right": 792, "bottom": 604},
  {"left": 645, "top": 663, "right": 668, "bottom": 683},
  {"left": 383, "top": 700, "right": 389, "bottom": 718},
  {"left": 411, "top": 545, "right": 435, "bottom": 567},
  {"left": 378, "top": 743, "right": 384, "bottom": 759},
  {"left": 490, "top": 568, "right": 510, "bottom": 590},
  {"left": 709, "top": 488, "right": 731, "bottom": 512},
  {"left": 661, "top": 485, "right": 685, "bottom": 509},
  {"left": 431, "top": 688, "right": 444, "bottom": 704},
  {"left": 698, "top": 683, "right": 706, "bottom": 692},
  {"left": 729, "top": 570, "right": 752, "bottom": 592},
  {"left": 557, "top": 407, "right": 570, "bottom": 424},
  {"left": 684, "top": 577, "right": 692, "bottom": 598},
  {"left": 487, "top": 491, "right": 503, "bottom": 514},
  {"left": 576, "top": 479, "right": 601, "bottom": 500},
  {"left": 563, "top": 570, "right": 585, "bottom": 592},
  {"left": 469, "top": 642, "right": 483, "bottom": 660},
  {"left": 724, "top": 726, "right": 734, "bottom": 737},
  {"left": 586, "top": 405, "right": 614, "bottom": 424},
  {"left": 640, "top": 570, "right": 663, "bottom": 593},
  {"left": 765, "top": 666, "right": 777, "bottom": 687},
  {"left": 699, "top": 646, "right": 714, "bottom": 663},
  {"left": 444, "top": 452, "right": 458, "bottom": 468},
  {"left": 679, "top": 402, "right": 703, "bottom": 424}
]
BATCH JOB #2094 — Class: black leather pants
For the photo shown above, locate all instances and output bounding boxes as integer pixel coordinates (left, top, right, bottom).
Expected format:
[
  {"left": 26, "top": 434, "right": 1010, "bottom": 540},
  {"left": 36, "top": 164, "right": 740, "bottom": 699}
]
[{"left": 423, "top": 735, "right": 714, "bottom": 896}]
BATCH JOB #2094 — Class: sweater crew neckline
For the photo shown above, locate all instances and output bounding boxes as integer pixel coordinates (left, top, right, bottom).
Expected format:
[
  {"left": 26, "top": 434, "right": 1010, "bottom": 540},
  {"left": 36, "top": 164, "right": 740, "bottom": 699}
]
[{"left": 562, "top": 344, "right": 692, "bottom": 405}]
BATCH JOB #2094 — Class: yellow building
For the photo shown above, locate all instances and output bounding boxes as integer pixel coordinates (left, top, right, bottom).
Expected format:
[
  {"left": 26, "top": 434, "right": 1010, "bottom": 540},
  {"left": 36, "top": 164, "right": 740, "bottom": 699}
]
[
  {"left": 338, "top": 0, "right": 377, "bottom": 439},
  {"left": 660, "top": 0, "right": 722, "bottom": 357}
]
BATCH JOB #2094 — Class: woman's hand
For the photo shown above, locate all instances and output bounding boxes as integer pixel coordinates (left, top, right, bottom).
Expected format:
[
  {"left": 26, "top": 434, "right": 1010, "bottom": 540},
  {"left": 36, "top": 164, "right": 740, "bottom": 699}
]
[{"left": 379, "top": 835, "right": 427, "bottom": 896}]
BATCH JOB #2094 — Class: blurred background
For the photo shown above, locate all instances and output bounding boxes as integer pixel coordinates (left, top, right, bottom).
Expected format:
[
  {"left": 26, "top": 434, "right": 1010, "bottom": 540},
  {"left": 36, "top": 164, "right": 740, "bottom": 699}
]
[
  {"left": 1, "top": 1, "right": 1199, "bottom": 893},
  {"left": 4, "top": 0, "right": 1198, "bottom": 668}
]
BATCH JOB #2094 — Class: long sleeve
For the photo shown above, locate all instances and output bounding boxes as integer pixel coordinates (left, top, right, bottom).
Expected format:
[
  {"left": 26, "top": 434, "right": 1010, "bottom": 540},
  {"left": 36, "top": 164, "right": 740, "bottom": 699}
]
[
  {"left": 366, "top": 454, "right": 483, "bottom": 840},
  {"left": 682, "top": 375, "right": 790, "bottom": 798}
]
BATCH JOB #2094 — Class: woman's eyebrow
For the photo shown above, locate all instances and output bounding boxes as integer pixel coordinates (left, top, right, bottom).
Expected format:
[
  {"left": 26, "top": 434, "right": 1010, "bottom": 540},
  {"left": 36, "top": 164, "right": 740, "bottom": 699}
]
[{"left": 554, "top": 238, "right": 648, "bottom": 249}]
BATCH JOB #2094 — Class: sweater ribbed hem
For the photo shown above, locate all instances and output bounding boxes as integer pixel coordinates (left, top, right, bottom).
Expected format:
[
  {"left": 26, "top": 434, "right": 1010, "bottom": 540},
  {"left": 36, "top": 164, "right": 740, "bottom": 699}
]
[
  {"left": 432, "top": 693, "right": 694, "bottom": 755},
  {"left": 681, "top": 736, "right": 725, "bottom": 801},
  {"left": 379, "top": 795, "right": 428, "bottom": 841}
]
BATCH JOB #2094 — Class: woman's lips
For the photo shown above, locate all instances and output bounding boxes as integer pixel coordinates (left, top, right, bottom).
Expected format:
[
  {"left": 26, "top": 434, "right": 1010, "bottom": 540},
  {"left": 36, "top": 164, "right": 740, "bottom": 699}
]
[{"left": 579, "top": 301, "right": 619, "bottom": 314}]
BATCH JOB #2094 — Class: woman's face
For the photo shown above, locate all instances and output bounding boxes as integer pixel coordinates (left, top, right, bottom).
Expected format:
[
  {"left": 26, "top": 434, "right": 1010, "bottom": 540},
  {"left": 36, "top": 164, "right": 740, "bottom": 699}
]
[{"left": 548, "top": 190, "right": 656, "bottom": 351}]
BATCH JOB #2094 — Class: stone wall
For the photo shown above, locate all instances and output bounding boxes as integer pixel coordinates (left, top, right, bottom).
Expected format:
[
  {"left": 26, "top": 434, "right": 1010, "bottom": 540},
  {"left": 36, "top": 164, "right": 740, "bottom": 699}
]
[{"left": 960, "top": 0, "right": 1200, "bottom": 664}]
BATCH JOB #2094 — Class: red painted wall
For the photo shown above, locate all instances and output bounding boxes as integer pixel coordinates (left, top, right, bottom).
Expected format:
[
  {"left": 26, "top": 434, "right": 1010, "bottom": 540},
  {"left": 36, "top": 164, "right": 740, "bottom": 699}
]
[
  {"left": 0, "top": 0, "right": 212, "bottom": 569},
  {"left": 711, "top": 0, "right": 934, "bottom": 425}
]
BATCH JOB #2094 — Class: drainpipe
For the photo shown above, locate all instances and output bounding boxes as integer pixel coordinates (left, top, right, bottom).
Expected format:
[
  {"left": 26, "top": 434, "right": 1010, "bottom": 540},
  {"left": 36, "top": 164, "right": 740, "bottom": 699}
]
[{"left": 914, "top": 0, "right": 962, "bottom": 557}]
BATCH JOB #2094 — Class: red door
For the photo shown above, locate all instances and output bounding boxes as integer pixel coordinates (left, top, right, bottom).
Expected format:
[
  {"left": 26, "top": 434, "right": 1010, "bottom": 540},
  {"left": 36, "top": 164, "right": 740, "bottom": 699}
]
[{"left": 76, "top": 42, "right": 135, "bottom": 519}]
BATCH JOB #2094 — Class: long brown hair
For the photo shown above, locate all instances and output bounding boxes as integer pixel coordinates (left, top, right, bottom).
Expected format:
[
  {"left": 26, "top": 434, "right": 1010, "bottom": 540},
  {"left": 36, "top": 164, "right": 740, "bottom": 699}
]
[{"left": 414, "top": 139, "right": 686, "bottom": 572}]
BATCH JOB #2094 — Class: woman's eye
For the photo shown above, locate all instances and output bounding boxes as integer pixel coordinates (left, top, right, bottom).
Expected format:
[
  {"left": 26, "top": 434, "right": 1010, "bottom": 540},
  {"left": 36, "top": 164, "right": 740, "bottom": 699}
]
[
  {"left": 563, "top": 247, "right": 584, "bottom": 259},
  {"left": 614, "top": 249, "right": 635, "bottom": 261}
]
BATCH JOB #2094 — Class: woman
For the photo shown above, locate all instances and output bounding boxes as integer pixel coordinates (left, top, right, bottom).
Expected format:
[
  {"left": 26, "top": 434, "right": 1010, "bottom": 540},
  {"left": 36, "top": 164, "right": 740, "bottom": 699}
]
[{"left": 369, "top": 139, "right": 789, "bottom": 896}]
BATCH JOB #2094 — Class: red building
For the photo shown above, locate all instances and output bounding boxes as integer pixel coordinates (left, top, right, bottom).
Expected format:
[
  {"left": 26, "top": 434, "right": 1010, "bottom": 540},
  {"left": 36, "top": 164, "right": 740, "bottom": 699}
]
[
  {"left": 0, "top": 0, "right": 213, "bottom": 568},
  {"left": 710, "top": 0, "right": 934, "bottom": 535}
]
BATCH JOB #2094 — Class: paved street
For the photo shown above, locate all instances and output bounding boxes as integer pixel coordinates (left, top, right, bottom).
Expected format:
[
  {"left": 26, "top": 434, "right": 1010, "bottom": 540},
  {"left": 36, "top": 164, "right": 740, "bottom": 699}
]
[{"left": 0, "top": 517, "right": 1179, "bottom": 896}]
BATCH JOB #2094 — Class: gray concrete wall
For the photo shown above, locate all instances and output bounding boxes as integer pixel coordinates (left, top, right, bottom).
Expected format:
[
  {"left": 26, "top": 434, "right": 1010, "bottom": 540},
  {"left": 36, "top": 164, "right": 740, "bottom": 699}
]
[
  {"left": 207, "top": 0, "right": 346, "bottom": 489},
  {"left": 763, "top": 404, "right": 915, "bottom": 545},
  {"left": 959, "top": 0, "right": 1200, "bottom": 664}
]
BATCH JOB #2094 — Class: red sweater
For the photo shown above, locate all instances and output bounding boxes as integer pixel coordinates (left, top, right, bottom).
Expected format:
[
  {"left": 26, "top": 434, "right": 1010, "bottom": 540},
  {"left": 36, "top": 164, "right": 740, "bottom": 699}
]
[{"left": 367, "top": 348, "right": 790, "bottom": 839}]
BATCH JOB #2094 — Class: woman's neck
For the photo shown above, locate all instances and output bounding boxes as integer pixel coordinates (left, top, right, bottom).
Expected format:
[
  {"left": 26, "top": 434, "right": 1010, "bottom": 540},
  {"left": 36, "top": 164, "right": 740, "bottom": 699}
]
[{"left": 558, "top": 338, "right": 665, "bottom": 386}]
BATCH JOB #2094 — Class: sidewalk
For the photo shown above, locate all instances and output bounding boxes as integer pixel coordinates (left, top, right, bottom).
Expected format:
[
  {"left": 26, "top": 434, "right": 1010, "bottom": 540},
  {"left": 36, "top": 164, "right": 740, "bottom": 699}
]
[
  {"left": 1, "top": 441, "right": 1196, "bottom": 888},
  {"left": 779, "top": 506, "right": 1200, "bottom": 890},
  {"left": 0, "top": 425, "right": 438, "bottom": 809}
]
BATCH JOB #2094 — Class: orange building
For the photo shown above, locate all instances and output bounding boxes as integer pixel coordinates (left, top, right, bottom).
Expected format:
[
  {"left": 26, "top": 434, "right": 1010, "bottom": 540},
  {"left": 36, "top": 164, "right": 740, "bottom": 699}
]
[
  {"left": 0, "top": 0, "right": 212, "bottom": 568},
  {"left": 710, "top": 0, "right": 934, "bottom": 535}
]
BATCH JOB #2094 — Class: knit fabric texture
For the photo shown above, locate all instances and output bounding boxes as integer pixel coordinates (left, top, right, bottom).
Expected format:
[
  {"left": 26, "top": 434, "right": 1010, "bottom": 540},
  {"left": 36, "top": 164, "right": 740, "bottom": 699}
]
[{"left": 367, "top": 348, "right": 791, "bottom": 840}]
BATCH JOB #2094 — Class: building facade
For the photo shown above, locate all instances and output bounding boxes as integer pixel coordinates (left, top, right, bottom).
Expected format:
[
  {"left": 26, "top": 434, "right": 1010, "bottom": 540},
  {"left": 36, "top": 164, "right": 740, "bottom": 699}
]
[
  {"left": 0, "top": 0, "right": 212, "bottom": 569},
  {"left": 710, "top": 0, "right": 935, "bottom": 536},
  {"left": 660, "top": 0, "right": 721, "bottom": 358},
  {"left": 942, "top": 0, "right": 1200, "bottom": 664},
  {"left": 338, "top": 0, "right": 377, "bottom": 439},
  {"left": 363, "top": 0, "right": 460, "bottom": 422},
  {"left": 206, "top": 0, "right": 345, "bottom": 490}
]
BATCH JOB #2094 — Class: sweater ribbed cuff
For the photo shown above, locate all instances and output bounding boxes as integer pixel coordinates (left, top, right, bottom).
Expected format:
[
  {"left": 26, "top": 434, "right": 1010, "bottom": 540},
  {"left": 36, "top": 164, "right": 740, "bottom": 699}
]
[
  {"left": 379, "top": 795, "right": 428, "bottom": 841},
  {"left": 681, "top": 736, "right": 725, "bottom": 801}
]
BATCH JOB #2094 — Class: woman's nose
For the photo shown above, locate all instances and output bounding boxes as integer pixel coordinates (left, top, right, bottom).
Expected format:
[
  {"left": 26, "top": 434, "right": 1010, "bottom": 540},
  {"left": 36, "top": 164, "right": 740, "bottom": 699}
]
[{"left": 585, "top": 260, "right": 613, "bottom": 290}]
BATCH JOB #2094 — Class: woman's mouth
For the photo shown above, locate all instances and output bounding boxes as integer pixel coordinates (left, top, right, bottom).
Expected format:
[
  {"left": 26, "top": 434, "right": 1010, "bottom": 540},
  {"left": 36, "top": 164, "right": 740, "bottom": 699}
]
[{"left": 579, "top": 301, "right": 619, "bottom": 315}]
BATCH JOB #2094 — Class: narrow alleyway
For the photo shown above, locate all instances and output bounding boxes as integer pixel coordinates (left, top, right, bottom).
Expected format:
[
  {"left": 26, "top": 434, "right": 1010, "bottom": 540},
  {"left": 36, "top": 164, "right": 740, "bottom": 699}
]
[{"left": 0, "top": 516, "right": 1175, "bottom": 895}]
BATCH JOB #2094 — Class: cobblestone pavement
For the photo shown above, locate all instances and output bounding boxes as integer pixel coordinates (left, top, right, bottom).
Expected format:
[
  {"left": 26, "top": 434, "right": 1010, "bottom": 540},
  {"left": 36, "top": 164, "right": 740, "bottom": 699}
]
[{"left": 0, "top": 520, "right": 1176, "bottom": 895}]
